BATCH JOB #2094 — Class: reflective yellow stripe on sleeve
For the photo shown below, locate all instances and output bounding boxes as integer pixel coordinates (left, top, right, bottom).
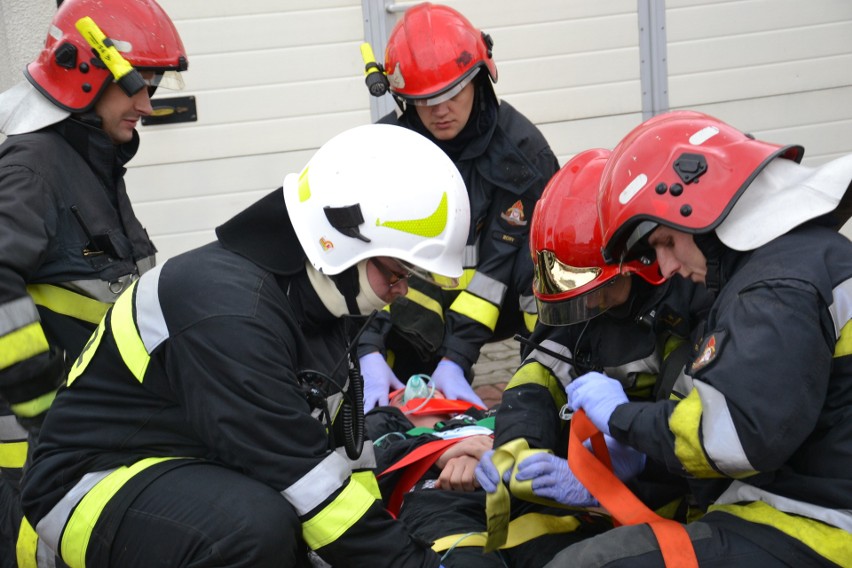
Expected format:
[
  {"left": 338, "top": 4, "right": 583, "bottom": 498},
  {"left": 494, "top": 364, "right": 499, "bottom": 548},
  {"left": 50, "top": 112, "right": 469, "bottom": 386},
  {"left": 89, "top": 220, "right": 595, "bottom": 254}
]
[
  {"left": 0, "top": 441, "right": 28, "bottom": 468},
  {"left": 834, "top": 319, "right": 852, "bottom": 358},
  {"left": 350, "top": 470, "right": 382, "bottom": 501},
  {"left": 668, "top": 389, "right": 724, "bottom": 478},
  {"left": 403, "top": 288, "right": 444, "bottom": 320},
  {"left": 523, "top": 312, "right": 537, "bottom": 333},
  {"left": 27, "top": 284, "right": 110, "bottom": 325},
  {"left": 709, "top": 501, "right": 852, "bottom": 567},
  {"left": 16, "top": 516, "right": 39, "bottom": 568},
  {"left": 449, "top": 291, "right": 499, "bottom": 331},
  {"left": 506, "top": 362, "right": 566, "bottom": 410},
  {"left": 302, "top": 478, "right": 376, "bottom": 550},
  {"left": 0, "top": 322, "right": 49, "bottom": 370},
  {"left": 10, "top": 389, "right": 57, "bottom": 419},
  {"left": 110, "top": 281, "right": 151, "bottom": 383},
  {"left": 67, "top": 318, "right": 106, "bottom": 386}
]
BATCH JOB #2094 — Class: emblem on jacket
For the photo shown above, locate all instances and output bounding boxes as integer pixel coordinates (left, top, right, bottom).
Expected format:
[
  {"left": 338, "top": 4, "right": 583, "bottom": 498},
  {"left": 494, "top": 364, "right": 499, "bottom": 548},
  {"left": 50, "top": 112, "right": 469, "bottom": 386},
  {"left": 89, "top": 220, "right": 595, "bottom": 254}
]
[
  {"left": 691, "top": 332, "right": 724, "bottom": 373},
  {"left": 500, "top": 200, "right": 527, "bottom": 226}
]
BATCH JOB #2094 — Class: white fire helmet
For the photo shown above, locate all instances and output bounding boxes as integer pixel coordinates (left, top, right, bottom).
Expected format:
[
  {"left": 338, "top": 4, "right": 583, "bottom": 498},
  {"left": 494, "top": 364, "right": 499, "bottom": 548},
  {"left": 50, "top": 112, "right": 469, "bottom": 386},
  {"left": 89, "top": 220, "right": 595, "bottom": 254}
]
[{"left": 283, "top": 124, "right": 470, "bottom": 284}]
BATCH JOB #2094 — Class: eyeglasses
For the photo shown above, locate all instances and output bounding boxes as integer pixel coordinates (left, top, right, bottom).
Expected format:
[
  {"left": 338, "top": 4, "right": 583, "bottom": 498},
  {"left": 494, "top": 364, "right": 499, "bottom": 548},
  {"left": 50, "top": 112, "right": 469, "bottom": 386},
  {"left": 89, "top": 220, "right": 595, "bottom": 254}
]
[{"left": 372, "top": 258, "right": 412, "bottom": 287}]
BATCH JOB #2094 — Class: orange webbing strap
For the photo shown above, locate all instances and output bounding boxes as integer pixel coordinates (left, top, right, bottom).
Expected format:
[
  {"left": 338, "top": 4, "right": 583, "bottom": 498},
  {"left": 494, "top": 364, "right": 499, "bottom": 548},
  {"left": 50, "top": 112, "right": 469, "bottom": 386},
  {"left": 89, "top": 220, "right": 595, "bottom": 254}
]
[
  {"left": 569, "top": 410, "right": 699, "bottom": 568},
  {"left": 378, "top": 437, "right": 462, "bottom": 517}
]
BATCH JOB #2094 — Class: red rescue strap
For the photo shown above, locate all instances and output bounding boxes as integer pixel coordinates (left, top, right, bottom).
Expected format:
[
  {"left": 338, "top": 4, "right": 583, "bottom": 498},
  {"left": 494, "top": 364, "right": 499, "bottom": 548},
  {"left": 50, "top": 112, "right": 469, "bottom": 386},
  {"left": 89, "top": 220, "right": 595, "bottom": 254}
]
[
  {"left": 378, "top": 437, "right": 463, "bottom": 517},
  {"left": 569, "top": 410, "right": 699, "bottom": 568}
]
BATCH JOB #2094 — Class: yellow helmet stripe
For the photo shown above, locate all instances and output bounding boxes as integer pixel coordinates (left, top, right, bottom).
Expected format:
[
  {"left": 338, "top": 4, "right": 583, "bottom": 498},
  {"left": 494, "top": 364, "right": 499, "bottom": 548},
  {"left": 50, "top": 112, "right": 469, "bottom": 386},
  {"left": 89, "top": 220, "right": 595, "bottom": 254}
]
[{"left": 377, "top": 192, "right": 448, "bottom": 238}]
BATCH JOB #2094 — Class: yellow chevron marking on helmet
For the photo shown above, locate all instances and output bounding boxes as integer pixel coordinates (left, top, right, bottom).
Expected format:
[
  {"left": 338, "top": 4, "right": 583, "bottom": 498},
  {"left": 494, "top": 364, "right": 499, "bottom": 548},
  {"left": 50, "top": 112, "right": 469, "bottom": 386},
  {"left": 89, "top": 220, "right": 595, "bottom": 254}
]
[
  {"left": 377, "top": 192, "right": 447, "bottom": 237},
  {"left": 298, "top": 167, "right": 311, "bottom": 202}
]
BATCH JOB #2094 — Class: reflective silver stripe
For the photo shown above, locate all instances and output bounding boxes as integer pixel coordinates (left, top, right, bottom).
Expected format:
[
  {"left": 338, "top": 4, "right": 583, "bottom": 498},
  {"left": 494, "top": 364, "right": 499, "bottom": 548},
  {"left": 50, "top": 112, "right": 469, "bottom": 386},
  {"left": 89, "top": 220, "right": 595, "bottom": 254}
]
[
  {"left": 828, "top": 278, "right": 852, "bottom": 338},
  {"left": 603, "top": 346, "right": 660, "bottom": 388},
  {"left": 282, "top": 451, "right": 350, "bottom": 516},
  {"left": 137, "top": 254, "right": 156, "bottom": 276},
  {"left": 36, "top": 469, "right": 114, "bottom": 553},
  {"left": 463, "top": 243, "right": 478, "bottom": 268},
  {"left": 695, "top": 381, "right": 755, "bottom": 476},
  {"left": 526, "top": 339, "right": 575, "bottom": 387},
  {"left": 671, "top": 367, "right": 695, "bottom": 399},
  {"left": 0, "top": 296, "right": 39, "bottom": 335},
  {"left": 334, "top": 441, "right": 376, "bottom": 470},
  {"left": 465, "top": 272, "right": 506, "bottom": 305},
  {"left": 62, "top": 275, "right": 138, "bottom": 303},
  {"left": 0, "top": 414, "right": 27, "bottom": 442},
  {"left": 519, "top": 293, "right": 537, "bottom": 315},
  {"left": 37, "top": 539, "right": 57, "bottom": 568},
  {"left": 134, "top": 264, "right": 169, "bottom": 354},
  {"left": 716, "top": 480, "right": 852, "bottom": 532}
]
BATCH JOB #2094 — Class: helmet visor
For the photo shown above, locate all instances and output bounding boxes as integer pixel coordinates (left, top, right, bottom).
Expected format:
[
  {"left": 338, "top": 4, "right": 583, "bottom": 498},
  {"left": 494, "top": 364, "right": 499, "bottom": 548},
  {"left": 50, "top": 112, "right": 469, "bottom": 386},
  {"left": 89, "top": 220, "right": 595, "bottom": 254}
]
[
  {"left": 139, "top": 70, "right": 184, "bottom": 91},
  {"left": 536, "top": 275, "right": 625, "bottom": 326},
  {"left": 404, "top": 67, "right": 480, "bottom": 107},
  {"left": 534, "top": 249, "right": 602, "bottom": 296},
  {"left": 399, "top": 259, "right": 460, "bottom": 289}
]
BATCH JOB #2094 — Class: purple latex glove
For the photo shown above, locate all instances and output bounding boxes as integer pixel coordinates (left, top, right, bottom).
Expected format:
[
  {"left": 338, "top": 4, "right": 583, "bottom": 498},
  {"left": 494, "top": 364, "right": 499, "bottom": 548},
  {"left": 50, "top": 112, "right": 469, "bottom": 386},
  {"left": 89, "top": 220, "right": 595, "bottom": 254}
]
[
  {"left": 603, "top": 434, "right": 646, "bottom": 481},
  {"left": 430, "top": 359, "right": 486, "bottom": 408},
  {"left": 474, "top": 449, "right": 511, "bottom": 493},
  {"left": 514, "top": 452, "right": 597, "bottom": 506},
  {"left": 565, "top": 371, "right": 628, "bottom": 436},
  {"left": 359, "top": 352, "right": 405, "bottom": 412}
]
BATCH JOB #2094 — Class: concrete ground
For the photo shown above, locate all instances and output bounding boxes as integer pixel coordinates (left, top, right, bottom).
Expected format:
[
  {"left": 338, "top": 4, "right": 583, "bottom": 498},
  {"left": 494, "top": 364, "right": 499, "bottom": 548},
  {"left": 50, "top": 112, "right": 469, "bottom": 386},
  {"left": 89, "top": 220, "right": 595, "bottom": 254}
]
[{"left": 471, "top": 337, "right": 522, "bottom": 408}]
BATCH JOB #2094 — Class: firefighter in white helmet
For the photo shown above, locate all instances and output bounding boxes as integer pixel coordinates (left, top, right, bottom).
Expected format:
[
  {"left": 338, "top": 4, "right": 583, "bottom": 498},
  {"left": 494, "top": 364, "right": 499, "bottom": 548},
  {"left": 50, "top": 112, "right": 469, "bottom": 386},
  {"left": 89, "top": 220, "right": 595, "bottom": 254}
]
[{"left": 21, "top": 124, "right": 469, "bottom": 567}]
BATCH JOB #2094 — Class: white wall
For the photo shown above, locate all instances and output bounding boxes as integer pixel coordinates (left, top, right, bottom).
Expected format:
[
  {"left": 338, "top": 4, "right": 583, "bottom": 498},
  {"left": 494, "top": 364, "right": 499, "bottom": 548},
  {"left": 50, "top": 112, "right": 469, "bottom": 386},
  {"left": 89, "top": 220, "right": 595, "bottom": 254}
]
[{"left": 2, "top": 0, "right": 851, "bottom": 258}]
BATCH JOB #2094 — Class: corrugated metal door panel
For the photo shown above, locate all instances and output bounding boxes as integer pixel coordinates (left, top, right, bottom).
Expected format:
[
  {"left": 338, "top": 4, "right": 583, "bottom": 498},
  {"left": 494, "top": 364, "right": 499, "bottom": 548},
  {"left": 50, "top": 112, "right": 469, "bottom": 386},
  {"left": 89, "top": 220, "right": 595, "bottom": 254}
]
[
  {"left": 669, "top": 54, "right": 852, "bottom": 107},
  {"left": 181, "top": 43, "right": 365, "bottom": 92},
  {"left": 436, "top": 0, "right": 636, "bottom": 28},
  {"left": 161, "top": 0, "right": 358, "bottom": 20},
  {"left": 504, "top": 80, "right": 641, "bottom": 126},
  {"left": 666, "top": 0, "right": 852, "bottom": 40},
  {"left": 133, "top": 110, "right": 370, "bottom": 167},
  {"left": 125, "top": 150, "right": 316, "bottom": 203},
  {"left": 174, "top": 10, "right": 363, "bottom": 56},
  {"left": 539, "top": 112, "right": 644, "bottom": 166},
  {"left": 669, "top": 21, "right": 852, "bottom": 73}
]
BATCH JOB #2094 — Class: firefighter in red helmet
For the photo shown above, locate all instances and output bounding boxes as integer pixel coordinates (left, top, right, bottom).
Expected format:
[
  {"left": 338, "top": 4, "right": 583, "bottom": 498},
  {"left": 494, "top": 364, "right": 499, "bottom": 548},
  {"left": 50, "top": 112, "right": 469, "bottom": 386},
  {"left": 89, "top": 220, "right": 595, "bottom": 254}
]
[
  {"left": 473, "top": 150, "right": 710, "bottom": 563},
  {"left": 0, "top": 1, "right": 187, "bottom": 564},
  {"left": 552, "top": 111, "right": 852, "bottom": 566},
  {"left": 359, "top": 3, "right": 560, "bottom": 413}
]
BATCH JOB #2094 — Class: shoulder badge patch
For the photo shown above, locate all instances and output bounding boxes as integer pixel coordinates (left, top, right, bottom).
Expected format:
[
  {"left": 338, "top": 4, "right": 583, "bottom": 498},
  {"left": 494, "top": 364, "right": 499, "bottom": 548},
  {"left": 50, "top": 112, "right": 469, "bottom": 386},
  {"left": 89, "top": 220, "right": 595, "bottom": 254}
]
[
  {"left": 690, "top": 331, "right": 725, "bottom": 374},
  {"left": 500, "top": 200, "right": 528, "bottom": 226}
]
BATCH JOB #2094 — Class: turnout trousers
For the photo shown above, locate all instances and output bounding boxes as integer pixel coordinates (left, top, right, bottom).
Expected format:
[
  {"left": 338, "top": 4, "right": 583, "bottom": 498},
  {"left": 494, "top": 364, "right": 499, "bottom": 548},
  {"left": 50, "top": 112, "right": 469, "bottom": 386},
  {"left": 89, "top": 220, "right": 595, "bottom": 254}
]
[
  {"left": 544, "top": 511, "right": 839, "bottom": 568},
  {"left": 45, "top": 462, "right": 310, "bottom": 568}
]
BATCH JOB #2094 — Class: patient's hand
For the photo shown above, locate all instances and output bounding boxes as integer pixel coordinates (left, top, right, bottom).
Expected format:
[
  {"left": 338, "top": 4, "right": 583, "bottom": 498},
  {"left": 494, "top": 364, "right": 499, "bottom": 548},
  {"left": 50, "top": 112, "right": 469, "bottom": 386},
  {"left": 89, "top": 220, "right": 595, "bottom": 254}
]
[
  {"left": 435, "top": 455, "right": 480, "bottom": 492},
  {"left": 435, "top": 435, "right": 493, "bottom": 469}
]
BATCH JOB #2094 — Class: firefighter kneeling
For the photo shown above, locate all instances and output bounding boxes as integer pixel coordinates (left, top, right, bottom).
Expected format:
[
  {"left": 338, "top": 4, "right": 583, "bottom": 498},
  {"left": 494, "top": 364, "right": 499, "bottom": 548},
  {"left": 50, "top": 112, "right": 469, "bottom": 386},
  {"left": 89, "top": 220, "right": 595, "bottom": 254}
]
[{"left": 21, "top": 124, "right": 469, "bottom": 568}]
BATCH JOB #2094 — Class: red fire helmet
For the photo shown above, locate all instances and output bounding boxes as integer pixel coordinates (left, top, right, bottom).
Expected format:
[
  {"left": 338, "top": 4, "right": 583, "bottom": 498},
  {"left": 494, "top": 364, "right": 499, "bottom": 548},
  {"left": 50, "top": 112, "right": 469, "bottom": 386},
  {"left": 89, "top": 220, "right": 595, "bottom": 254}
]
[
  {"left": 384, "top": 3, "right": 497, "bottom": 106},
  {"left": 531, "top": 148, "right": 663, "bottom": 325},
  {"left": 598, "top": 110, "right": 803, "bottom": 264},
  {"left": 26, "top": 0, "right": 188, "bottom": 112}
]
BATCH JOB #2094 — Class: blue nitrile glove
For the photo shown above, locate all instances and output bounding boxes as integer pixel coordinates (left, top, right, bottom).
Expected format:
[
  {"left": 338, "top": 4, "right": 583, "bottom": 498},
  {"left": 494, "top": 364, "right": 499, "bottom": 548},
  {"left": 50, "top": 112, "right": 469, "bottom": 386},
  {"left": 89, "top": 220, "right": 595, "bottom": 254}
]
[
  {"left": 604, "top": 434, "right": 646, "bottom": 481},
  {"left": 565, "top": 371, "right": 628, "bottom": 436},
  {"left": 360, "top": 352, "right": 405, "bottom": 412},
  {"left": 474, "top": 449, "right": 511, "bottom": 493},
  {"left": 514, "top": 452, "right": 597, "bottom": 507},
  {"left": 430, "top": 359, "right": 486, "bottom": 408}
]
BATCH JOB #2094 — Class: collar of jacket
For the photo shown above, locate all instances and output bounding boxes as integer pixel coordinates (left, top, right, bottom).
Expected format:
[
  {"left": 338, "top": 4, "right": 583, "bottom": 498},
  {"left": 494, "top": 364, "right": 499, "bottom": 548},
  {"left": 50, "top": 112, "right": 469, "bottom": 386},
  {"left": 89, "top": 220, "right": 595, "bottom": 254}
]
[
  {"left": 51, "top": 116, "right": 139, "bottom": 191},
  {"left": 215, "top": 187, "right": 308, "bottom": 276}
]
